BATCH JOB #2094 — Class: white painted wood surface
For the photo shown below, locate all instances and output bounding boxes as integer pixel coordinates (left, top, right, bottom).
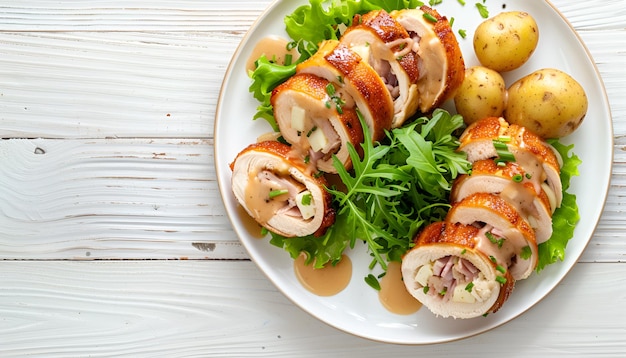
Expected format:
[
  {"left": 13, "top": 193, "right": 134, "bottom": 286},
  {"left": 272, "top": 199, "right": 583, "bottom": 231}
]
[{"left": 0, "top": 0, "right": 625, "bottom": 356}]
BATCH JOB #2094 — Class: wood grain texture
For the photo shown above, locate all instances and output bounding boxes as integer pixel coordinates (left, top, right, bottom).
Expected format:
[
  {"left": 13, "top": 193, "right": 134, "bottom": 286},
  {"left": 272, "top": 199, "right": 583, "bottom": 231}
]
[
  {"left": 0, "top": 260, "right": 624, "bottom": 357},
  {"left": 0, "top": 138, "right": 249, "bottom": 259}
]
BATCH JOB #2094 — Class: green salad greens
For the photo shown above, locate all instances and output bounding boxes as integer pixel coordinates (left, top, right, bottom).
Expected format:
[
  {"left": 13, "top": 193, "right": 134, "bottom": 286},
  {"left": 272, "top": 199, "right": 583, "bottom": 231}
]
[{"left": 249, "top": 0, "right": 581, "bottom": 287}]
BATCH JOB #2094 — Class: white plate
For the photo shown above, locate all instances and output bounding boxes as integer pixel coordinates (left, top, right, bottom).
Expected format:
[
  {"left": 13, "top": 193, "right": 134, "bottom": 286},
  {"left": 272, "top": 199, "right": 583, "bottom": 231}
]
[{"left": 215, "top": 0, "right": 613, "bottom": 344}]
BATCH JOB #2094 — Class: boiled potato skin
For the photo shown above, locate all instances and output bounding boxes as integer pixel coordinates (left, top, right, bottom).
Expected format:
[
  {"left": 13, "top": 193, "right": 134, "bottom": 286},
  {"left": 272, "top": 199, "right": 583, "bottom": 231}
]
[
  {"left": 504, "top": 68, "right": 588, "bottom": 138},
  {"left": 474, "top": 11, "right": 539, "bottom": 72},
  {"left": 454, "top": 66, "right": 508, "bottom": 125}
]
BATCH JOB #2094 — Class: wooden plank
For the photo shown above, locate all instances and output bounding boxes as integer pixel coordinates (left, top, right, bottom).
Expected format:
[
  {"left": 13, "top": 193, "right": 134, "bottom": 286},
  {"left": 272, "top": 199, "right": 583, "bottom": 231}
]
[
  {"left": 0, "top": 31, "right": 241, "bottom": 139},
  {"left": 0, "top": 138, "right": 247, "bottom": 260},
  {"left": 0, "top": 1, "right": 270, "bottom": 32},
  {"left": 0, "top": 1, "right": 624, "bottom": 32},
  {"left": 0, "top": 260, "right": 624, "bottom": 356}
]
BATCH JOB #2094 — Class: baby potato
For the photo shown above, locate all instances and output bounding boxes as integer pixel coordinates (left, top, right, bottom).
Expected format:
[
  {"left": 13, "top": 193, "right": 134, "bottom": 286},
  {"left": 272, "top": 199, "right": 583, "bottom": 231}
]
[
  {"left": 504, "top": 68, "right": 588, "bottom": 138},
  {"left": 473, "top": 11, "right": 539, "bottom": 72},
  {"left": 454, "top": 66, "right": 508, "bottom": 125}
]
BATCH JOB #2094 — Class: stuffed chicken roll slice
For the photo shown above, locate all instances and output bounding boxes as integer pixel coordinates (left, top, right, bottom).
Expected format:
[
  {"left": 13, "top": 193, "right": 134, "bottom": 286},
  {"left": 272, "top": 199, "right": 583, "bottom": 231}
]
[
  {"left": 391, "top": 6, "right": 465, "bottom": 113},
  {"left": 451, "top": 159, "right": 554, "bottom": 243},
  {"left": 230, "top": 141, "right": 335, "bottom": 238},
  {"left": 296, "top": 40, "right": 394, "bottom": 142},
  {"left": 446, "top": 193, "right": 539, "bottom": 280},
  {"left": 340, "top": 9, "right": 420, "bottom": 128},
  {"left": 271, "top": 73, "right": 364, "bottom": 173},
  {"left": 458, "top": 117, "right": 563, "bottom": 210},
  {"left": 402, "top": 221, "right": 515, "bottom": 319}
]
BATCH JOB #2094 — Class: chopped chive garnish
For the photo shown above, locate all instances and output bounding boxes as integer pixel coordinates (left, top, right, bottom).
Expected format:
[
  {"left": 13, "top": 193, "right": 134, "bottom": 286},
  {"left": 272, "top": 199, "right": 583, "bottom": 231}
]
[
  {"left": 423, "top": 13, "right": 438, "bottom": 23},
  {"left": 512, "top": 174, "right": 524, "bottom": 182},
  {"left": 301, "top": 192, "right": 312, "bottom": 205},
  {"left": 525, "top": 173, "right": 532, "bottom": 179},
  {"left": 485, "top": 232, "right": 505, "bottom": 248},
  {"left": 493, "top": 139, "right": 516, "bottom": 163},
  {"left": 520, "top": 245, "right": 532, "bottom": 260},
  {"left": 325, "top": 83, "right": 336, "bottom": 96},
  {"left": 496, "top": 265, "right": 506, "bottom": 274},
  {"left": 423, "top": 285, "right": 430, "bottom": 294},
  {"left": 269, "top": 189, "right": 288, "bottom": 198},
  {"left": 458, "top": 29, "right": 467, "bottom": 38},
  {"left": 283, "top": 54, "right": 292, "bottom": 66},
  {"left": 465, "top": 282, "right": 474, "bottom": 292},
  {"left": 476, "top": 3, "right": 489, "bottom": 18},
  {"left": 496, "top": 276, "right": 507, "bottom": 284}
]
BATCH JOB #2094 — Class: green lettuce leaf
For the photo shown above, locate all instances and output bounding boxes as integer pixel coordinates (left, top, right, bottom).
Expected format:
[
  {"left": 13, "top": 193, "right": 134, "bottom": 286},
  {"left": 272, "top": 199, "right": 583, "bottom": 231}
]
[
  {"left": 285, "top": 0, "right": 425, "bottom": 57},
  {"left": 536, "top": 140, "right": 582, "bottom": 271},
  {"left": 248, "top": 56, "right": 296, "bottom": 131}
]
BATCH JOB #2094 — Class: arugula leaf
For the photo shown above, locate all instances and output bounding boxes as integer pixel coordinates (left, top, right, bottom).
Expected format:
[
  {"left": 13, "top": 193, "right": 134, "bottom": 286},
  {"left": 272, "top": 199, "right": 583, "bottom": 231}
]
[
  {"left": 536, "top": 140, "right": 582, "bottom": 271},
  {"left": 328, "top": 110, "right": 469, "bottom": 273}
]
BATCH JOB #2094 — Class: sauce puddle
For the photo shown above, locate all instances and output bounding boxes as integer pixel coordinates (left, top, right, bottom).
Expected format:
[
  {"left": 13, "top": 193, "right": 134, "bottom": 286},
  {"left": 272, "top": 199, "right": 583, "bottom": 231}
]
[
  {"left": 378, "top": 261, "right": 422, "bottom": 315},
  {"left": 236, "top": 205, "right": 265, "bottom": 239},
  {"left": 294, "top": 254, "right": 352, "bottom": 296},
  {"left": 245, "top": 35, "right": 300, "bottom": 73}
]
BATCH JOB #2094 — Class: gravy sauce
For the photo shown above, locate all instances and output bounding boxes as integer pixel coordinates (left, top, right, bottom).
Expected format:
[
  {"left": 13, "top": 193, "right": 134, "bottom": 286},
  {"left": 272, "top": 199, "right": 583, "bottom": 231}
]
[
  {"left": 236, "top": 204, "right": 266, "bottom": 239},
  {"left": 244, "top": 170, "right": 287, "bottom": 225},
  {"left": 246, "top": 36, "right": 300, "bottom": 73},
  {"left": 378, "top": 261, "right": 422, "bottom": 315},
  {"left": 294, "top": 254, "right": 352, "bottom": 296}
]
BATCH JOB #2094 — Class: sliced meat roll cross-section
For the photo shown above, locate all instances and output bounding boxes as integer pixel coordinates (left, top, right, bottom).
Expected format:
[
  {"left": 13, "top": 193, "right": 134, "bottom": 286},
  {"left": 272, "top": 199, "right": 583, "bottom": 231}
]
[
  {"left": 451, "top": 159, "right": 554, "bottom": 243},
  {"left": 402, "top": 221, "right": 515, "bottom": 319},
  {"left": 296, "top": 40, "right": 395, "bottom": 142},
  {"left": 391, "top": 6, "right": 465, "bottom": 113},
  {"left": 458, "top": 117, "right": 563, "bottom": 212},
  {"left": 340, "top": 9, "right": 420, "bottom": 128},
  {"left": 271, "top": 73, "right": 364, "bottom": 173},
  {"left": 446, "top": 193, "right": 539, "bottom": 280},
  {"left": 230, "top": 141, "right": 335, "bottom": 238}
]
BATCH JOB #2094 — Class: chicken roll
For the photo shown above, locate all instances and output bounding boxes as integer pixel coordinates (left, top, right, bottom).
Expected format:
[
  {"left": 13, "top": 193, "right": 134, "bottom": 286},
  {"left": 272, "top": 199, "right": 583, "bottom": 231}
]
[
  {"left": 458, "top": 117, "right": 563, "bottom": 211},
  {"left": 446, "top": 193, "right": 539, "bottom": 280},
  {"left": 451, "top": 159, "right": 554, "bottom": 243},
  {"left": 340, "top": 9, "right": 420, "bottom": 128},
  {"left": 402, "top": 221, "right": 515, "bottom": 319},
  {"left": 296, "top": 40, "right": 394, "bottom": 142},
  {"left": 271, "top": 73, "right": 364, "bottom": 173},
  {"left": 391, "top": 6, "right": 465, "bottom": 113},
  {"left": 230, "top": 141, "right": 335, "bottom": 238}
]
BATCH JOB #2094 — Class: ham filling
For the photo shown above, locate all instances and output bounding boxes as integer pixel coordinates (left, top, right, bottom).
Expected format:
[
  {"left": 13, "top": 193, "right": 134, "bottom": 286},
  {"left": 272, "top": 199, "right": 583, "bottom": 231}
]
[
  {"left": 256, "top": 170, "right": 314, "bottom": 220},
  {"left": 416, "top": 256, "right": 493, "bottom": 304}
]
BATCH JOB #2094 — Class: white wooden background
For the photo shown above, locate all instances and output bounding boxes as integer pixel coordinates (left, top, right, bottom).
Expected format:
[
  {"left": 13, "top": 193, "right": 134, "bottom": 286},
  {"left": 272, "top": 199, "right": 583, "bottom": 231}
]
[{"left": 1, "top": 0, "right": 625, "bottom": 356}]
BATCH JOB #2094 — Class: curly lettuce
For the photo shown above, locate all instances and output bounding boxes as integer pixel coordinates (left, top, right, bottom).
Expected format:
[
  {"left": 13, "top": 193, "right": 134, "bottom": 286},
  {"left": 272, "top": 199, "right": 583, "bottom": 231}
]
[{"left": 536, "top": 140, "right": 582, "bottom": 271}]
